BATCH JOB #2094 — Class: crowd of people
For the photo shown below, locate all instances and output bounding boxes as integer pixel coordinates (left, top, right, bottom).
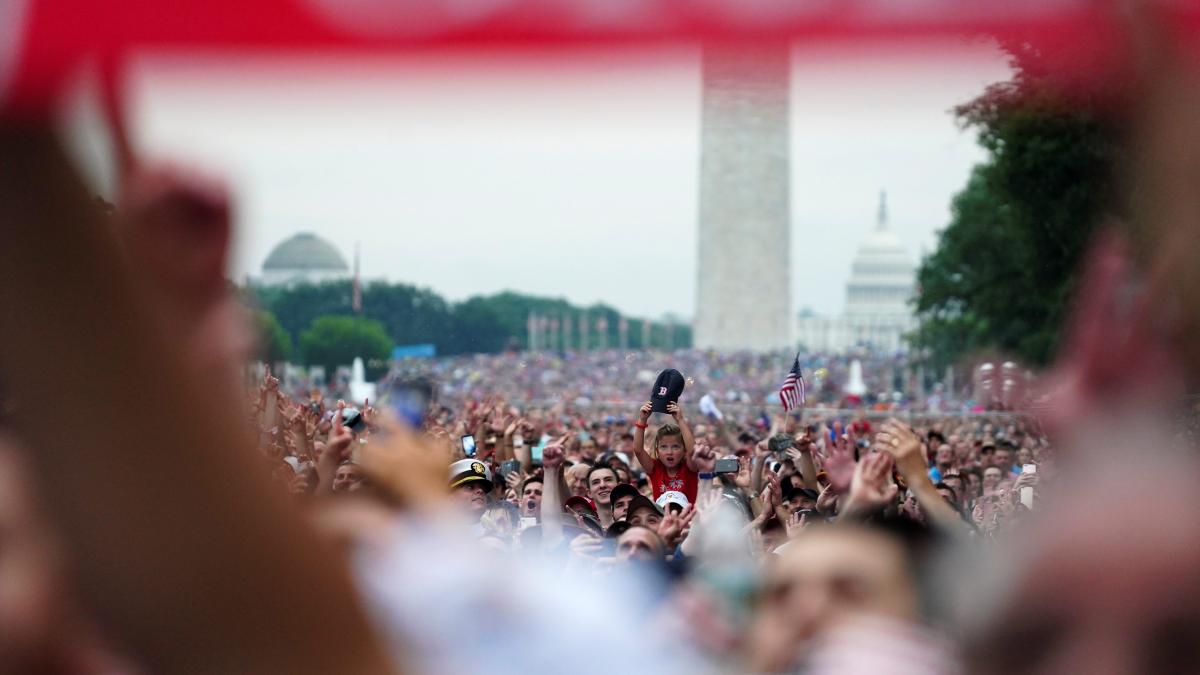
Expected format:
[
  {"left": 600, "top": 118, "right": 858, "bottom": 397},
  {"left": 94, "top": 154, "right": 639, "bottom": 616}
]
[
  {"left": 240, "top": 363, "right": 1050, "bottom": 673},
  {"left": 315, "top": 348, "right": 980, "bottom": 417}
]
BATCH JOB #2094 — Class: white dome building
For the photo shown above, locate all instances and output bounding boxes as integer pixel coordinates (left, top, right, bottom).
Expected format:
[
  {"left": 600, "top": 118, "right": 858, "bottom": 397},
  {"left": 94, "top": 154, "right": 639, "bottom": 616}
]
[
  {"left": 259, "top": 233, "right": 350, "bottom": 287},
  {"left": 795, "top": 192, "right": 917, "bottom": 353}
]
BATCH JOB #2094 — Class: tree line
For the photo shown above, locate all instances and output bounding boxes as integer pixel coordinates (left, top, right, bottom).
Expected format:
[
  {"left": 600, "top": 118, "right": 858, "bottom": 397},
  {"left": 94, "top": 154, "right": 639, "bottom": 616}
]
[{"left": 245, "top": 281, "right": 692, "bottom": 373}]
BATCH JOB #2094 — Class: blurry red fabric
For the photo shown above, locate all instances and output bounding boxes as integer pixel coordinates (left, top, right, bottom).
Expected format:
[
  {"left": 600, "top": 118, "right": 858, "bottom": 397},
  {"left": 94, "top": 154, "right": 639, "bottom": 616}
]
[{"left": 5, "top": 0, "right": 1200, "bottom": 115}]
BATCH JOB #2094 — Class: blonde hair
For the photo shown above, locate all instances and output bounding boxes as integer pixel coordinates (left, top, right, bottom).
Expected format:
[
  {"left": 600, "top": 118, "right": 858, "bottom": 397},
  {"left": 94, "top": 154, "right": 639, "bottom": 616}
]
[{"left": 654, "top": 424, "right": 683, "bottom": 452}]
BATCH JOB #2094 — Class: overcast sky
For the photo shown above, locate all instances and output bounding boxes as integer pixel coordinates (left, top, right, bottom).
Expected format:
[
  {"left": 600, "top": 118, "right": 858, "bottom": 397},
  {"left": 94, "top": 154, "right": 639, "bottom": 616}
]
[{"left": 126, "top": 40, "right": 1010, "bottom": 319}]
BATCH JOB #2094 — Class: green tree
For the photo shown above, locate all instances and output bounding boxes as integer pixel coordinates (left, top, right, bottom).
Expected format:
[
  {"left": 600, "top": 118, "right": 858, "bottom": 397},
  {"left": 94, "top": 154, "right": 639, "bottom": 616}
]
[
  {"left": 361, "top": 282, "right": 454, "bottom": 347},
  {"left": 253, "top": 310, "right": 293, "bottom": 364},
  {"left": 254, "top": 281, "right": 352, "bottom": 344},
  {"left": 299, "top": 315, "right": 393, "bottom": 378},
  {"left": 913, "top": 43, "right": 1123, "bottom": 368},
  {"left": 249, "top": 280, "right": 682, "bottom": 356}
]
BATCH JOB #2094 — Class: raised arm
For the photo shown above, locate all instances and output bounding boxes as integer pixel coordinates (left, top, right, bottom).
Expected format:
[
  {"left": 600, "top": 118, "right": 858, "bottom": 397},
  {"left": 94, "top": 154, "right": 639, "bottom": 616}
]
[
  {"left": 315, "top": 407, "right": 353, "bottom": 495},
  {"left": 877, "top": 419, "right": 967, "bottom": 534},
  {"left": 839, "top": 451, "right": 898, "bottom": 520},
  {"left": 788, "top": 431, "right": 820, "bottom": 491},
  {"left": 668, "top": 401, "right": 695, "bottom": 454},
  {"left": 751, "top": 438, "right": 771, "bottom": 493},
  {"left": 688, "top": 440, "right": 717, "bottom": 475},
  {"left": 0, "top": 129, "right": 393, "bottom": 675},
  {"left": 540, "top": 439, "right": 567, "bottom": 550},
  {"left": 632, "top": 402, "right": 656, "bottom": 473}
]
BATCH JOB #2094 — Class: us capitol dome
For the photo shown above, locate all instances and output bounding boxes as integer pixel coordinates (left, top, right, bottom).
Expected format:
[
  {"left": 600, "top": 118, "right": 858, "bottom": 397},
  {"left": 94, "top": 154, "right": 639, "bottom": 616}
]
[
  {"left": 795, "top": 192, "right": 917, "bottom": 352},
  {"left": 259, "top": 233, "right": 350, "bottom": 287}
]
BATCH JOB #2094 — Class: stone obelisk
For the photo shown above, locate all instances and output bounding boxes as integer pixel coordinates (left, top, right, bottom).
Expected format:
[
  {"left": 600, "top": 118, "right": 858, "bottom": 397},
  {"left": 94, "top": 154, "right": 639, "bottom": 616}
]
[{"left": 693, "top": 42, "right": 792, "bottom": 352}]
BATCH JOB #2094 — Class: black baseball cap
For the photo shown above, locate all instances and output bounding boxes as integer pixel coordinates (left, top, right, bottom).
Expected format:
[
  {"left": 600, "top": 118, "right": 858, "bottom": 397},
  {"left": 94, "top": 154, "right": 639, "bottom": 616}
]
[
  {"left": 606, "top": 520, "right": 633, "bottom": 538},
  {"left": 782, "top": 482, "right": 819, "bottom": 503},
  {"left": 609, "top": 483, "right": 641, "bottom": 512},
  {"left": 650, "top": 368, "right": 686, "bottom": 413},
  {"left": 626, "top": 493, "right": 664, "bottom": 519}
]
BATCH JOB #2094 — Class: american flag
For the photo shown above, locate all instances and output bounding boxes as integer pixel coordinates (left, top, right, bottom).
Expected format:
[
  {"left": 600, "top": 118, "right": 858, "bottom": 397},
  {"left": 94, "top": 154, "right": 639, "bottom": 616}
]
[{"left": 779, "top": 353, "right": 806, "bottom": 411}]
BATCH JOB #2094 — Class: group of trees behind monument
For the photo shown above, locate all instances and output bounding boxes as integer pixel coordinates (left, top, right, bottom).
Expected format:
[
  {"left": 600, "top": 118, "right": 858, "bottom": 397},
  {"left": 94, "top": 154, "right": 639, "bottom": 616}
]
[
  {"left": 248, "top": 282, "right": 692, "bottom": 371},
  {"left": 913, "top": 41, "right": 1123, "bottom": 369}
]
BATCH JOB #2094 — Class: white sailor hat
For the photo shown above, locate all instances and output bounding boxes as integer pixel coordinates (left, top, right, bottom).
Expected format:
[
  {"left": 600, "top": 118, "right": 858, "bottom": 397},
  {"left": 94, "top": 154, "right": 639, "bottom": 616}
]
[{"left": 449, "top": 458, "right": 493, "bottom": 491}]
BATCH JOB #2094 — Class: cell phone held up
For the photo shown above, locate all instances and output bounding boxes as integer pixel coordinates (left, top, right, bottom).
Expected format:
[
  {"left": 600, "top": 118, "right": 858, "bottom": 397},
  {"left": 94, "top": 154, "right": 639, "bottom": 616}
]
[
  {"left": 461, "top": 434, "right": 477, "bottom": 458},
  {"left": 714, "top": 458, "right": 739, "bottom": 474},
  {"left": 1020, "top": 464, "right": 1036, "bottom": 508}
]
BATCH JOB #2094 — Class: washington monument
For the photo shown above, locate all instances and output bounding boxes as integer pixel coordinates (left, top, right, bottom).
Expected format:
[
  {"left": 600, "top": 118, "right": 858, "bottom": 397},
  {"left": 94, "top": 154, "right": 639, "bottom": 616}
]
[{"left": 693, "top": 42, "right": 793, "bottom": 351}]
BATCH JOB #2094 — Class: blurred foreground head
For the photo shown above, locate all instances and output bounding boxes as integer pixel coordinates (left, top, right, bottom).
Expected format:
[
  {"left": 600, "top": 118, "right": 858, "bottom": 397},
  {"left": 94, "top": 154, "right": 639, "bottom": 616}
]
[
  {"left": 748, "top": 519, "right": 932, "bottom": 673},
  {"left": 960, "top": 442, "right": 1200, "bottom": 674}
]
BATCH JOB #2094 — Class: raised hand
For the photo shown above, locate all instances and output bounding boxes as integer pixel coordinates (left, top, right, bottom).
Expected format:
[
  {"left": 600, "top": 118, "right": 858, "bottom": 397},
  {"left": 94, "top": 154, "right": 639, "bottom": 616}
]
[
  {"left": 824, "top": 440, "right": 855, "bottom": 494},
  {"left": 691, "top": 441, "right": 717, "bottom": 473},
  {"left": 786, "top": 510, "right": 808, "bottom": 539},
  {"left": 846, "top": 451, "right": 898, "bottom": 512},
  {"left": 792, "top": 430, "right": 815, "bottom": 454},
  {"left": 633, "top": 401, "right": 650, "bottom": 424},
  {"left": 1012, "top": 471, "right": 1039, "bottom": 493},
  {"left": 657, "top": 505, "right": 696, "bottom": 548},
  {"left": 282, "top": 400, "right": 304, "bottom": 426},
  {"left": 759, "top": 473, "right": 781, "bottom": 514},
  {"left": 754, "top": 437, "right": 772, "bottom": 459},
  {"left": 262, "top": 366, "right": 279, "bottom": 392},
  {"left": 327, "top": 407, "right": 353, "bottom": 458},
  {"left": 693, "top": 487, "right": 724, "bottom": 527},
  {"left": 354, "top": 413, "right": 457, "bottom": 508},
  {"left": 504, "top": 416, "right": 525, "bottom": 440},
  {"left": 734, "top": 455, "right": 753, "bottom": 489},
  {"left": 361, "top": 399, "right": 379, "bottom": 426},
  {"left": 815, "top": 483, "right": 838, "bottom": 514},
  {"left": 542, "top": 435, "right": 569, "bottom": 471},
  {"left": 875, "top": 419, "right": 925, "bottom": 478},
  {"left": 638, "top": 398, "right": 657, "bottom": 420},
  {"left": 972, "top": 502, "right": 987, "bottom": 527},
  {"left": 667, "top": 401, "right": 683, "bottom": 422}
]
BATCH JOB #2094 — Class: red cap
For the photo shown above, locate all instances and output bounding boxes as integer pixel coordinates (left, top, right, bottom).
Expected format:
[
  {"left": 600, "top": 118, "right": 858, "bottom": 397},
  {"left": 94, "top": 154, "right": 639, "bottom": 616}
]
[{"left": 564, "top": 496, "right": 597, "bottom": 516}]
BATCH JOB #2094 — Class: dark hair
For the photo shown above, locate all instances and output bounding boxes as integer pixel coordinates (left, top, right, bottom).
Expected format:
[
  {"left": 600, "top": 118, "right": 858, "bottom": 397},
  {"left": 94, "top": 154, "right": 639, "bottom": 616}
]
[
  {"left": 586, "top": 464, "right": 617, "bottom": 486},
  {"left": 521, "top": 476, "right": 544, "bottom": 493},
  {"left": 927, "top": 431, "right": 946, "bottom": 446},
  {"left": 606, "top": 520, "right": 633, "bottom": 538}
]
